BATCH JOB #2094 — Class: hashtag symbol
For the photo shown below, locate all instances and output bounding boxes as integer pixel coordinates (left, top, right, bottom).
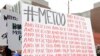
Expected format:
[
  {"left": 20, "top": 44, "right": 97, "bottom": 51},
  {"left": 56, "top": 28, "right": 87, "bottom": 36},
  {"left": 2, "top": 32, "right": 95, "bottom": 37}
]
[{"left": 24, "top": 6, "right": 38, "bottom": 21}]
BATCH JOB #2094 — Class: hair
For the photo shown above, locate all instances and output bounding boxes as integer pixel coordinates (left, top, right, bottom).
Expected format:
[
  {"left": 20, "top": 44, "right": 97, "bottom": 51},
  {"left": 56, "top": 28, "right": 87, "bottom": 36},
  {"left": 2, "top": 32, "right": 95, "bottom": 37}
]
[{"left": 4, "top": 46, "right": 12, "bottom": 56}]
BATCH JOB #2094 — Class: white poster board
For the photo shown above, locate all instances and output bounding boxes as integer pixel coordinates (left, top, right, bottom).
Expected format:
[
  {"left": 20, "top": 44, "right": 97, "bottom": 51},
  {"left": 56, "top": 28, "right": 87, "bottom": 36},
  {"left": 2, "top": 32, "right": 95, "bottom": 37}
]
[
  {"left": 7, "top": 20, "right": 21, "bottom": 50},
  {"left": 0, "top": 9, "right": 21, "bottom": 50},
  {"left": 0, "top": 13, "right": 7, "bottom": 46},
  {"left": 21, "top": 2, "right": 96, "bottom": 56}
]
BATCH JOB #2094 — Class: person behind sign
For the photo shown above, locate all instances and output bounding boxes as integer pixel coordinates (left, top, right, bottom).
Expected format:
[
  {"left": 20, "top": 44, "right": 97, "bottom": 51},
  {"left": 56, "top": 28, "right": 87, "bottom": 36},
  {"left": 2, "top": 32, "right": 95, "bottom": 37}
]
[
  {"left": 5, "top": 46, "right": 12, "bottom": 56},
  {"left": 0, "top": 46, "right": 5, "bottom": 56},
  {"left": 0, "top": 46, "right": 12, "bottom": 56}
]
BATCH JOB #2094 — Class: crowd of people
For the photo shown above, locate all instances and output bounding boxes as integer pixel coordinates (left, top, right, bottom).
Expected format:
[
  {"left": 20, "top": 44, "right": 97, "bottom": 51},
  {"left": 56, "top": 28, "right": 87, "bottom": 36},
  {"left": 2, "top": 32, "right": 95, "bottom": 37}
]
[
  {"left": 1, "top": 45, "right": 100, "bottom": 56},
  {"left": 0, "top": 46, "right": 21, "bottom": 56}
]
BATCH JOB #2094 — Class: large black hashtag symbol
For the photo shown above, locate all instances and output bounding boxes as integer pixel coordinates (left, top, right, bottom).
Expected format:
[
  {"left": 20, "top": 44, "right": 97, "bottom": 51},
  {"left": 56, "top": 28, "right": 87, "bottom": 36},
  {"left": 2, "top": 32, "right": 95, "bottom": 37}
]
[{"left": 24, "top": 6, "right": 38, "bottom": 21}]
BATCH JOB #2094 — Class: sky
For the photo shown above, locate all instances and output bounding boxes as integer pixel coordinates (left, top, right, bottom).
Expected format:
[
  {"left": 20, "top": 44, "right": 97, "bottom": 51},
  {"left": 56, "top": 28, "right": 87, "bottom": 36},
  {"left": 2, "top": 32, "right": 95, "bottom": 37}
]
[{"left": 0, "top": 0, "right": 100, "bottom": 13}]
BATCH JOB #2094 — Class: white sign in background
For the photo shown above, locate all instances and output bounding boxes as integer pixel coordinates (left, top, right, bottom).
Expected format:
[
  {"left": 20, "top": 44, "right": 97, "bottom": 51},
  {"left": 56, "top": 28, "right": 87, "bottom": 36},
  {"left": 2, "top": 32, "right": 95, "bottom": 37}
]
[
  {"left": 0, "top": 9, "right": 21, "bottom": 50},
  {"left": 21, "top": 2, "right": 96, "bottom": 56},
  {"left": 0, "top": 13, "right": 7, "bottom": 46},
  {"left": 7, "top": 20, "right": 21, "bottom": 50}
]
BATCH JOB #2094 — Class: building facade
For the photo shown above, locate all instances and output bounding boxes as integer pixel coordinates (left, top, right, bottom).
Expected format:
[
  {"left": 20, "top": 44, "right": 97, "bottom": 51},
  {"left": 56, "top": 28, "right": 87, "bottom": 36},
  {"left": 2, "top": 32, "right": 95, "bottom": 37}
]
[
  {"left": 94, "top": 2, "right": 100, "bottom": 8},
  {"left": 73, "top": 10, "right": 90, "bottom": 18},
  {"left": 3, "top": 0, "right": 50, "bottom": 14},
  {"left": 73, "top": 2, "right": 100, "bottom": 45},
  {"left": 91, "top": 6, "right": 100, "bottom": 45}
]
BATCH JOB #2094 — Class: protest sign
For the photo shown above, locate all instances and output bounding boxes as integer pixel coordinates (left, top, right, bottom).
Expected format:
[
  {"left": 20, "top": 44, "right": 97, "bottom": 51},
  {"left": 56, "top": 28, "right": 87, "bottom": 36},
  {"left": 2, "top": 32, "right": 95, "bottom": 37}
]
[
  {"left": 21, "top": 2, "right": 96, "bottom": 56},
  {"left": 1, "top": 9, "right": 21, "bottom": 50}
]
